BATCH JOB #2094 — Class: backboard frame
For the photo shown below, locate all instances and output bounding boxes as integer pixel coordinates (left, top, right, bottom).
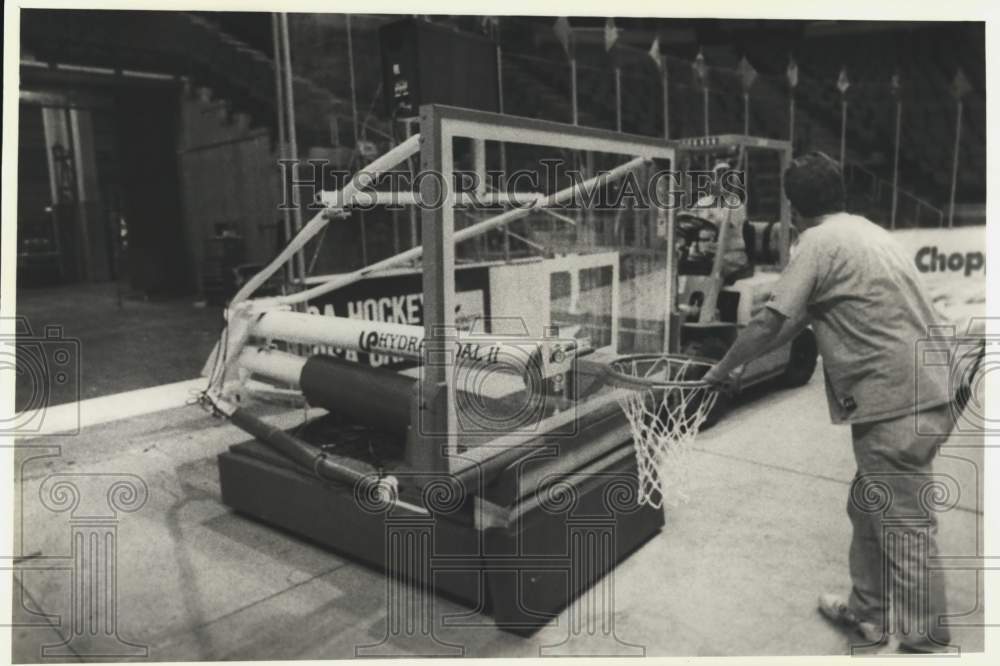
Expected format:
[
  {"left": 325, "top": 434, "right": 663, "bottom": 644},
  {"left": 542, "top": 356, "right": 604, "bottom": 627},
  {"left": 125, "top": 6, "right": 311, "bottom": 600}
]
[{"left": 415, "top": 104, "right": 677, "bottom": 479}]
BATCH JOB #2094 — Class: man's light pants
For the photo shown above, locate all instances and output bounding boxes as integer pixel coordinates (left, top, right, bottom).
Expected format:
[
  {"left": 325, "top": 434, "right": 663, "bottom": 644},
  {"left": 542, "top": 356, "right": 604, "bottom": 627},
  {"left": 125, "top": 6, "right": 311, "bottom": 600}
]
[{"left": 847, "top": 403, "right": 955, "bottom": 651}]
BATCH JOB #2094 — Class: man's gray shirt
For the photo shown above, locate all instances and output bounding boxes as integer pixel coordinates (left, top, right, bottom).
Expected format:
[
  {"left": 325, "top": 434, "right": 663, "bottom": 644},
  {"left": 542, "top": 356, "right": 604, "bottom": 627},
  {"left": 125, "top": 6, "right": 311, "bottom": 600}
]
[{"left": 767, "top": 213, "right": 953, "bottom": 424}]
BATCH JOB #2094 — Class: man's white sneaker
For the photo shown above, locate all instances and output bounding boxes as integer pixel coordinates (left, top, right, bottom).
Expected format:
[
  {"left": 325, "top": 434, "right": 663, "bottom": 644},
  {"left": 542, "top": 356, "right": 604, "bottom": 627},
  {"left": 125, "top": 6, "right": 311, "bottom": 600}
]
[{"left": 817, "top": 593, "right": 886, "bottom": 644}]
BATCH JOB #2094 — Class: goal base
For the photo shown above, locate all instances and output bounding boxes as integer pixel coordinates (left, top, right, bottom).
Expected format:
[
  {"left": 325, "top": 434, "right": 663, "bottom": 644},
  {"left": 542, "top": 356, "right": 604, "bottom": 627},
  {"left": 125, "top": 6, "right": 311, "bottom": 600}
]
[{"left": 218, "top": 425, "right": 663, "bottom": 635}]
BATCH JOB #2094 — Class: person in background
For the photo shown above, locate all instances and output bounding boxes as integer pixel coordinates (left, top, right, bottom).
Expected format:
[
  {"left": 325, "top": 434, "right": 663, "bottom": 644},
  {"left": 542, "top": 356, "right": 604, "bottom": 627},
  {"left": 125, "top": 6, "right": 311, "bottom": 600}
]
[{"left": 685, "top": 160, "right": 751, "bottom": 282}]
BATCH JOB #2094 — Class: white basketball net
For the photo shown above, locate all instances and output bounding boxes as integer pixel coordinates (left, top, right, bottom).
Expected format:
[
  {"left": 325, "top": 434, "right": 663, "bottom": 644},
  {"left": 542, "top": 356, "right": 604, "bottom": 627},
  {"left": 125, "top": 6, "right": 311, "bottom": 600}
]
[{"left": 608, "top": 355, "right": 719, "bottom": 509}]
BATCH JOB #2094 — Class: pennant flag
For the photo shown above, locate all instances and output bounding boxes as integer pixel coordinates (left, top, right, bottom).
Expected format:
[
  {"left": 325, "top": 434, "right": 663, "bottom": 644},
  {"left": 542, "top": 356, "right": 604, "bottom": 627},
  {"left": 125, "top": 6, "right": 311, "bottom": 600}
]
[
  {"left": 951, "top": 68, "right": 972, "bottom": 99},
  {"left": 604, "top": 18, "right": 620, "bottom": 52},
  {"left": 692, "top": 49, "right": 708, "bottom": 88},
  {"left": 837, "top": 67, "right": 850, "bottom": 95},
  {"left": 648, "top": 36, "right": 663, "bottom": 70},
  {"left": 480, "top": 15, "right": 499, "bottom": 39},
  {"left": 738, "top": 56, "right": 757, "bottom": 91},
  {"left": 786, "top": 57, "right": 799, "bottom": 89},
  {"left": 890, "top": 72, "right": 902, "bottom": 98},
  {"left": 357, "top": 139, "right": 379, "bottom": 160},
  {"left": 553, "top": 17, "right": 573, "bottom": 56}
]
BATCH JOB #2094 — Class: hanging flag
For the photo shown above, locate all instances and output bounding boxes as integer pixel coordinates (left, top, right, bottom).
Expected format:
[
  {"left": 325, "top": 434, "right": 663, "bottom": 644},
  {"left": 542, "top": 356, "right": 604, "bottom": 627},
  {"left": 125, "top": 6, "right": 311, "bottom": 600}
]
[
  {"left": 738, "top": 56, "right": 757, "bottom": 91},
  {"left": 890, "top": 72, "right": 902, "bottom": 98},
  {"left": 889, "top": 71, "right": 903, "bottom": 229},
  {"left": 787, "top": 56, "right": 798, "bottom": 147},
  {"left": 952, "top": 68, "right": 972, "bottom": 99},
  {"left": 553, "top": 17, "right": 578, "bottom": 124},
  {"left": 480, "top": 15, "right": 499, "bottom": 40},
  {"left": 837, "top": 67, "right": 850, "bottom": 95},
  {"left": 692, "top": 49, "right": 708, "bottom": 89},
  {"left": 837, "top": 67, "right": 849, "bottom": 167},
  {"left": 786, "top": 56, "right": 799, "bottom": 89},
  {"left": 648, "top": 36, "right": 663, "bottom": 70},
  {"left": 948, "top": 68, "right": 968, "bottom": 227},
  {"left": 604, "top": 18, "right": 620, "bottom": 52},
  {"left": 651, "top": 36, "right": 669, "bottom": 139},
  {"left": 553, "top": 17, "right": 573, "bottom": 56},
  {"left": 357, "top": 139, "right": 379, "bottom": 161},
  {"left": 692, "top": 49, "right": 710, "bottom": 136}
]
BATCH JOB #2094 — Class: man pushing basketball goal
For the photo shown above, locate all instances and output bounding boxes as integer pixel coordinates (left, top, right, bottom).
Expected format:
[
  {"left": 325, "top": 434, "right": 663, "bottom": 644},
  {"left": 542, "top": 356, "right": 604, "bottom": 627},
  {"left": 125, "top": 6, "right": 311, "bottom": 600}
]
[{"left": 703, "top": 152, "right": 956, "bottom": 653}]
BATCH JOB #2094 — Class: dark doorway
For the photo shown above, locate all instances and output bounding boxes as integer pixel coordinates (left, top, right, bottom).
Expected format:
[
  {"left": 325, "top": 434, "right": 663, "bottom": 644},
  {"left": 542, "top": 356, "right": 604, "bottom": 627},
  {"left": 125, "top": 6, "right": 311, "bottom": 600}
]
[{"left": 115, "top": 85, "right": 192, "bottom": 297}]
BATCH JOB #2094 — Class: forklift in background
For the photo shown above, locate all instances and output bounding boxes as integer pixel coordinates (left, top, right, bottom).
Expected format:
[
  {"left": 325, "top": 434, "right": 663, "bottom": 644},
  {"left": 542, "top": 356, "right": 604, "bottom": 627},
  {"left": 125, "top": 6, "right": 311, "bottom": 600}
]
[{"left": 669, "top": 135, "right": 819, "bottom": 422}]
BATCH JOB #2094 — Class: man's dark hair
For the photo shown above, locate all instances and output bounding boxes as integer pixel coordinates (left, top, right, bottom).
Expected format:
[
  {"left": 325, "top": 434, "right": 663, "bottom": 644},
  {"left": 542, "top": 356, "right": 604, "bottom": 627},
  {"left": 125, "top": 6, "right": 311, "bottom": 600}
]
[{"left": 783, "top": 151, "right": 846, "bottom": 217}]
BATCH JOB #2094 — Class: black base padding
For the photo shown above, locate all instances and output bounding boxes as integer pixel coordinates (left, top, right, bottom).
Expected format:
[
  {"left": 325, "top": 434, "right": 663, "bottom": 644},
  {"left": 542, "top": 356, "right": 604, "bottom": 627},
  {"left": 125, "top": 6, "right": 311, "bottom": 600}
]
[{"left": 218, "top": 438, "right": 663, "bottom": 636}]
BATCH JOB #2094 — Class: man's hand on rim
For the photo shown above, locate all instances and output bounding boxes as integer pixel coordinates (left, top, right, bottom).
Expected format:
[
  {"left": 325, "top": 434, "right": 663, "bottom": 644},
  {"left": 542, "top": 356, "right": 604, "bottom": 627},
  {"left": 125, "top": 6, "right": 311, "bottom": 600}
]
[{"left": 703, "top": 364, "right": 742, "bottom": 394}]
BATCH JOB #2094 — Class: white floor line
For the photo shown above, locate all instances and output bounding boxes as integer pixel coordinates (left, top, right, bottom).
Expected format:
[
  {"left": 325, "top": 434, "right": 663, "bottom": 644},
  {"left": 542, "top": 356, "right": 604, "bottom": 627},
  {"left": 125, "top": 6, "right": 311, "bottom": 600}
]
[{"left": 15, "top": 377, "right": 207, "bottom": 439}]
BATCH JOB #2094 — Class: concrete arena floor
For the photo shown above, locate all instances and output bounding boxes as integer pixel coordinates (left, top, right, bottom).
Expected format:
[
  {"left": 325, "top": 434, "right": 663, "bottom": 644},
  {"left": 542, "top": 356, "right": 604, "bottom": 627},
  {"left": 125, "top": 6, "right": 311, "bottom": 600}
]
[
  {"left": 13, "top": 283, "right": 224, "bottom": 411},
  {"left": 10, "top": 377, "right": 985, "bottom": 660}
]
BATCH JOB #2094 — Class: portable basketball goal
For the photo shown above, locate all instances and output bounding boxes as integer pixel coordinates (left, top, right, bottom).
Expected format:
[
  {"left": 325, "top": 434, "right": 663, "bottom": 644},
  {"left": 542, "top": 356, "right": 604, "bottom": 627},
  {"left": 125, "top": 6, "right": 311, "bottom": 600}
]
[{"left": 201, "top": 104, "right": 719, "bottom": 512}]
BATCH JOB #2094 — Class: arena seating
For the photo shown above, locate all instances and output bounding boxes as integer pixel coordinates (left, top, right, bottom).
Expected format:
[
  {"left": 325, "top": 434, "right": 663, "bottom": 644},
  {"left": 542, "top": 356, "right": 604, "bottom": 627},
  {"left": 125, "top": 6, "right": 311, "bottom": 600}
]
[
  {"left": 499, "top": 21, "right": 984, "bottom": 225},
  {"left": 21, "top": 10, "right": 364, "bottom": 148},
  {"left": 742, "top": 23, "right": 985, "bottom": 209},
  {"left": 24, "top": 13, "right": 981, "bottom": 229}
]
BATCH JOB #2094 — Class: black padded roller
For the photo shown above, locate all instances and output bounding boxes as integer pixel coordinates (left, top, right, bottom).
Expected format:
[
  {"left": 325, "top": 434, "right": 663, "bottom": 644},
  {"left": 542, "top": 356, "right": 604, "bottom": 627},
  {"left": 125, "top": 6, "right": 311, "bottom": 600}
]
[{"left": 300, "top": 355, "right": 415, "bottom": 435}]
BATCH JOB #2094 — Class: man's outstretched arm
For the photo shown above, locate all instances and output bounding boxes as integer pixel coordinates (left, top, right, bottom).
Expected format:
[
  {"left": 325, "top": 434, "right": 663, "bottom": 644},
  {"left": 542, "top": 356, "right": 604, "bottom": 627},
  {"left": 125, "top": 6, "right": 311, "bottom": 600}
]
[
  {"left": 703, "top": 307, "right": 808, "bottom": 385},
  {"left": 703, "top": 225, "right": 822, "bottom": 387}
]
